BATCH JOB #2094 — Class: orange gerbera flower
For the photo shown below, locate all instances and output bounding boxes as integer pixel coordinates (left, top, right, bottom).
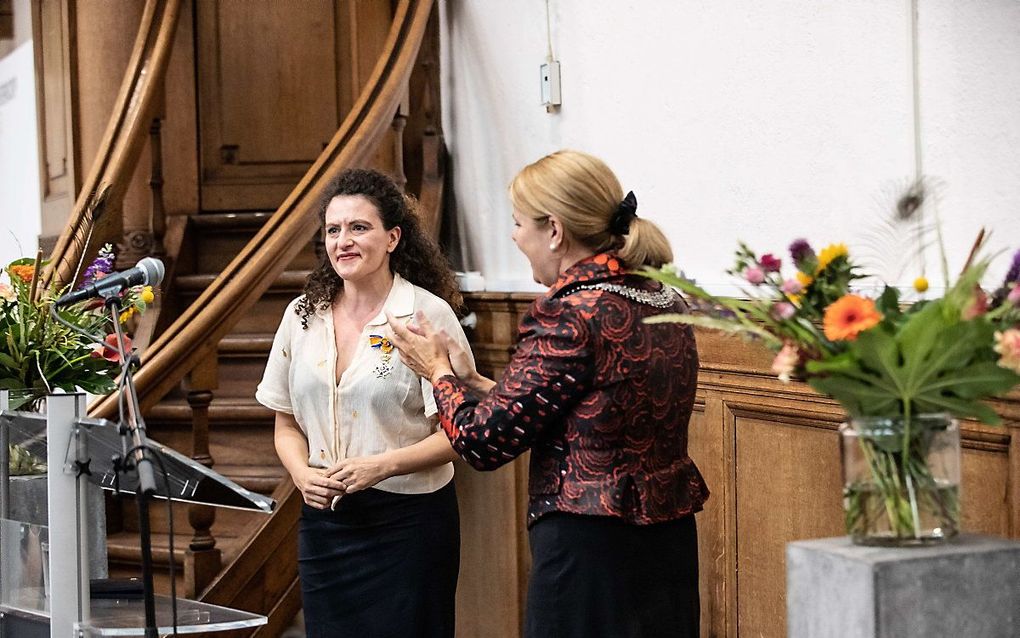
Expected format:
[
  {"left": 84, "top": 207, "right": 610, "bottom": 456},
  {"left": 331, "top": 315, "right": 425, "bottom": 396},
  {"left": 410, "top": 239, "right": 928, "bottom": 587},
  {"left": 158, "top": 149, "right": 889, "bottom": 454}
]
[
  {"left": 9, "top": 264, "right": 34, "bottom": 283},
  {"left": 823, "top": 294, "right": 882, "bottom": 341}
]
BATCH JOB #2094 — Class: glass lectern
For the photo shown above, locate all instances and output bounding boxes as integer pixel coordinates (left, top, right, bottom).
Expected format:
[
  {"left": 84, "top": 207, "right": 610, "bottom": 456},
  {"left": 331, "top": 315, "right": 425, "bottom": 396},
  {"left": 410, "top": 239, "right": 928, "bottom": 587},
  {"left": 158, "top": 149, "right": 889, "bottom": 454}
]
[{"left": 0, "top": 392, "right": 275, "bottom": 637}]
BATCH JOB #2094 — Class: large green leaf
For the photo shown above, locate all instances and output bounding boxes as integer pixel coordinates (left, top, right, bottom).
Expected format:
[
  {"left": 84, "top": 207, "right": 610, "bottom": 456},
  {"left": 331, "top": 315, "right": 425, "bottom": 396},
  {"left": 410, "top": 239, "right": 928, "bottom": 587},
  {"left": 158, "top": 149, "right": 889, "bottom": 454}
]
[
  {"left": 918, "top": 361, "right": 1020, "bottom": 400},
  {"left": 851, "top": 328, "right": 904, "bottom": 394},
  {"left": 912, "top": 393, "right": 1001, "bottom": 425}
]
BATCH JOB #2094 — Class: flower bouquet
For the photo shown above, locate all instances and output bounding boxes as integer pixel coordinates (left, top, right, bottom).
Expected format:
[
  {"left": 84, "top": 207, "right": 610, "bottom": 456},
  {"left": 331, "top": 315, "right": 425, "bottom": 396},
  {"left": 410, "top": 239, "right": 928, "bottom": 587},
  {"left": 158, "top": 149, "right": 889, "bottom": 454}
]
[
  {"left": 644, "top": 212, "right": 1020, "bottom": 545},
  {"left": 0, "top": 244, "right": 154, "bottom": 415}
]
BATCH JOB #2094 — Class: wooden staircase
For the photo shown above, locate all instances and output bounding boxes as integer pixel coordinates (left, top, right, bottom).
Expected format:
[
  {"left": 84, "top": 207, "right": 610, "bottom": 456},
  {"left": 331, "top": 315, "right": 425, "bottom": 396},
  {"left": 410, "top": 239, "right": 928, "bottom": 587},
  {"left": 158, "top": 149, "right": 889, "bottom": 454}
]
[{"left": 104, "top": 211, "right": 316, "bottom": 602}]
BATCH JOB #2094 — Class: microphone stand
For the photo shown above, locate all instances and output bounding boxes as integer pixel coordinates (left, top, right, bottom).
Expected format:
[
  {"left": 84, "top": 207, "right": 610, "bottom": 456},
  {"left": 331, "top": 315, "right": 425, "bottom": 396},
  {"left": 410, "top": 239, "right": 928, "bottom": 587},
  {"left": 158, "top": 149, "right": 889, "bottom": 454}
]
[{"left": 105, "top": 294, "right": 160, "bottom": 638}]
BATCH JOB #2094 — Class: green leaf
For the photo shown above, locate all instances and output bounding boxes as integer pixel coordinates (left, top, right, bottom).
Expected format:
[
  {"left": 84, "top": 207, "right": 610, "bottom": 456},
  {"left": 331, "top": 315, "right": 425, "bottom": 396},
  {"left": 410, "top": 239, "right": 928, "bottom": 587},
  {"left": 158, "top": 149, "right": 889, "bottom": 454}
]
[
  {"left": 912, "top": 394, "right": 1002, "bottom": 425},
  {"left": 918, "top": 361, "right": 1020, "bottom": 400},
  {"left": 875, "top": 285, "right": 901, "bottom": 318},
  {"left": 807, "top": 375, "right": 900, "bottom": 417},
  {"left": 851, "top": 328, "right": 904, "bottom": 394}
]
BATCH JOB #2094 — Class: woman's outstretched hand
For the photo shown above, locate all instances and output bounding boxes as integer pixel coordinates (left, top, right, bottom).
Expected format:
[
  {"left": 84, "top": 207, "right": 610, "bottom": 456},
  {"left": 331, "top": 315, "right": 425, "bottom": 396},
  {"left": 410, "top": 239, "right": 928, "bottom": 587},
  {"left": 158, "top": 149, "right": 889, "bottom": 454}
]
[{"left": 387, "top": 310, "right": 455, "bottom": 384}]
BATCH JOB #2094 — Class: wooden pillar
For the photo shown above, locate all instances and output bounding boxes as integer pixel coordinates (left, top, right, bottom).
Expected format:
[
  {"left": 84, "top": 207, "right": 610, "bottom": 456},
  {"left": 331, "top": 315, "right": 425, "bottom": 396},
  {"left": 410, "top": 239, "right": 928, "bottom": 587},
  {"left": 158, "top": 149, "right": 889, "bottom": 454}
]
[{"left": 184, "top": 356, "right": 221, "bottom": 597}]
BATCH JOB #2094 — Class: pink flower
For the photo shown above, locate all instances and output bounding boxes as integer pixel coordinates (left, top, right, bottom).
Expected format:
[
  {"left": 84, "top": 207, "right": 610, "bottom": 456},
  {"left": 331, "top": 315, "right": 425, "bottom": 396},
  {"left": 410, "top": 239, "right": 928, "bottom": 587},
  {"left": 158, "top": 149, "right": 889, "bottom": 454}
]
[
  {"left": 92, "top": 333, "right": 132, "bottom": 363},
  {"left": 771, "top": 342, "right": 799, "bottom": 383},
  {"left": 781, "top": 279, "right": 803, "bottom": 295},
  {"left": 771, "top": 301, "right": 796, "bottom": 320},
  {"left": 1008, "top": 284, "right": 1020, "bottom": 306},
  {"left": 993, "top": 329, "right": 1020, "bottom": 374},
  {"left": 743, "top": 266, "right": 766, "bottom": 285},
  {"left": 0, "top": 283, "right": 13, "bottom": 301},
  {"left": 759, "top": 254, "right": 782, "bottom": 272},
  {"left": 962, "top": 287, "right": 988, "bottom": 320}
]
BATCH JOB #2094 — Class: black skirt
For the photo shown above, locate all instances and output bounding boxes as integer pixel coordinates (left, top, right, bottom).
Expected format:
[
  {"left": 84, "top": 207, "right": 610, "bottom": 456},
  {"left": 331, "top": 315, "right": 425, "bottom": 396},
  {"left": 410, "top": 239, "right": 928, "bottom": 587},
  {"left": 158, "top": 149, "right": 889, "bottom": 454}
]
[
  {"left": 298, "top": 481, "right": 460, "bottom": 638},
  {"left": 526, "top": 512, "right": 700, "bottom": 638}
]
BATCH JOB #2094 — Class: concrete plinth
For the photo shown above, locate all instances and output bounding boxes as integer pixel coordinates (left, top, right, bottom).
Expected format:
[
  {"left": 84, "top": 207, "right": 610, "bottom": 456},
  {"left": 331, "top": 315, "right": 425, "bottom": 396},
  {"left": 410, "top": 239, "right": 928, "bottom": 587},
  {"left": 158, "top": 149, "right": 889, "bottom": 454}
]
[{"left": 787, "top": 534, "right": 1020, "bottom": 638}]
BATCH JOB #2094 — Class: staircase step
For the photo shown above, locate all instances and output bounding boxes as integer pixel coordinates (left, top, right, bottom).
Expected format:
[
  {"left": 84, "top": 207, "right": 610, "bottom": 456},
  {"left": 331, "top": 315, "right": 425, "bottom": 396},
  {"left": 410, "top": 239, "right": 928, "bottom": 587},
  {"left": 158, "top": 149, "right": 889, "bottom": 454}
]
[
  {"left": 175, "top": 269, "right": 311, "bottom": 294},
  {"left": 148, "top": 397, "right": 274, "bottom": 424},
  {"left": 190, "top": 211, "right": 276, "bottom": 231},
  {"left": 189, "top": 212, "right": 320, "bottom": 272},
  {"left": 219, "top": 334, "right": 274, "bottom": 355}
]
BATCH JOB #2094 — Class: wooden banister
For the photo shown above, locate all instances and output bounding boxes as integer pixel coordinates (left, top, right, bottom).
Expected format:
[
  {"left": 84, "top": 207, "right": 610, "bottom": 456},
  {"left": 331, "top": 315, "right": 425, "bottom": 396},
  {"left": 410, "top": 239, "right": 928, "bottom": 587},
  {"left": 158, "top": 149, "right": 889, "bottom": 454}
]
[
  {"left": 89, "top": 0, "right": 435, "bottom": 419},
  {"left": 41, "top": 0, "right": 181, "bottom": 290}
]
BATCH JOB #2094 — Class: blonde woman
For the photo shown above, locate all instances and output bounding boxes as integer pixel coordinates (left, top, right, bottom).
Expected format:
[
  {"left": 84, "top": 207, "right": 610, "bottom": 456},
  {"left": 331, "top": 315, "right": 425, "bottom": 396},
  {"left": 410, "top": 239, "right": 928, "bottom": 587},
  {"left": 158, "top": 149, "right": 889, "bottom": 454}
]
[{"left": 391, "top": 150, "right": 709, "bottom": 637}]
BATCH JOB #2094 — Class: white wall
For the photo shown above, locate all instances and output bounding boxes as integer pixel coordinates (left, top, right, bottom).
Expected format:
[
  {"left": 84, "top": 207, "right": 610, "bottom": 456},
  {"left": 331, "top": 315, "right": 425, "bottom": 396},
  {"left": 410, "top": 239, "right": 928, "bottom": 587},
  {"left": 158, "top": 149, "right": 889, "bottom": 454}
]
[
  {"left": 441, "top": 1, "right": 1020, "bottom": 293},
  {"left": 0, "top": 40, "right": 42, "bottom": 268}
]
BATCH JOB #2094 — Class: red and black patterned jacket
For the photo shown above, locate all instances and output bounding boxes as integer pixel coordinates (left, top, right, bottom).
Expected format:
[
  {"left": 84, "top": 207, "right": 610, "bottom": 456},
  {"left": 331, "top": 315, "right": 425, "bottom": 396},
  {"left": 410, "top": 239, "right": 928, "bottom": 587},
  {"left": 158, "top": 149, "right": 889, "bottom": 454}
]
[{"left": 434, "top": 253, "right": 709, "bottom": 527}]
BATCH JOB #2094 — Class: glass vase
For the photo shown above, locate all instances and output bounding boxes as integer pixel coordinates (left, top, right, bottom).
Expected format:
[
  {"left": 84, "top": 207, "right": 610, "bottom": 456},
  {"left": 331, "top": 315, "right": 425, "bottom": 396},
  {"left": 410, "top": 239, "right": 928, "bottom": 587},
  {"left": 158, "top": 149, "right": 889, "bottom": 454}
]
[{"left": 839, "top": 413, "right": 960, "bottom": 546}]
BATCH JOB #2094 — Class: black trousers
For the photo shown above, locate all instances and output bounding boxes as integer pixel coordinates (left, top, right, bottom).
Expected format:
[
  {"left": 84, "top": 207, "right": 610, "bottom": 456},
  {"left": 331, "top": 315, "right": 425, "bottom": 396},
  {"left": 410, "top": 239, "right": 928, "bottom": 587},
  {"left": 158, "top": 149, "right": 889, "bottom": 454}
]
[
  {"left": 298, "top": 482, "right": 460, "bottom": 638},
  {"left": 526, "top": 512, "right": 700, "bottom": 638}
]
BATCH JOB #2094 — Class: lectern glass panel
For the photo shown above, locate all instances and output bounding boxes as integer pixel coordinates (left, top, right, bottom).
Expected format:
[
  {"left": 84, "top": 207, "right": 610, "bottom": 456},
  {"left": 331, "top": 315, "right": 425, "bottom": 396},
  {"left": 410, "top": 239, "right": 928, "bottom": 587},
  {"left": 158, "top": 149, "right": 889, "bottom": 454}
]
[{"left": 0, "top": 517, "right": 50, "bottom": 618}]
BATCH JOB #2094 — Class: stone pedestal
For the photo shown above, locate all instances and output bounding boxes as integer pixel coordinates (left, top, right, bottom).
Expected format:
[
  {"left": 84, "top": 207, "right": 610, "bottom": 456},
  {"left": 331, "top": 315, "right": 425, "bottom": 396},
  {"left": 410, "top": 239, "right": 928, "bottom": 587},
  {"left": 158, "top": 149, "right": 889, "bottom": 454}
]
[{"left": 787, "top": 535, "right": 1020, "bottom": 638}]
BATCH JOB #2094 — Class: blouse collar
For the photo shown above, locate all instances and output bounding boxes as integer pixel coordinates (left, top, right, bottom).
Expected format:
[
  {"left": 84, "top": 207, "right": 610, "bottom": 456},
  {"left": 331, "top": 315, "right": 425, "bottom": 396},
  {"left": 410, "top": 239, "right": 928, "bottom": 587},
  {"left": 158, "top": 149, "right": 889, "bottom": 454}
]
[
  {"left": 548, "top": 252, "right": 624, "bottom": 298},
  {"left": 313, "top": 272, "right": 416, "bottom": 324}
]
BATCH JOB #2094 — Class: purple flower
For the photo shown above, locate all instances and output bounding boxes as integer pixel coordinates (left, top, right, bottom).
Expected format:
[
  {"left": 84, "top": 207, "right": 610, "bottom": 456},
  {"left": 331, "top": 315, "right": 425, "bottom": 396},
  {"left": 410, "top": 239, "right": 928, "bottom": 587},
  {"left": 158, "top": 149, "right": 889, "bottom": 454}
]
[
  {"left": 759, "top": 253, "right": 782, "bottom": 272},
  {"left": 743, "top": 266, "right": 766, "bottom": 285},
  {"left": 79, "top": 244, "right": 116, "bottom": 288},
  {"left": 1004, "top": 249, "right": 1020, "bottom": 286},
  {"left": 789, "top": 238, "right": 815, "bottom": 266}
]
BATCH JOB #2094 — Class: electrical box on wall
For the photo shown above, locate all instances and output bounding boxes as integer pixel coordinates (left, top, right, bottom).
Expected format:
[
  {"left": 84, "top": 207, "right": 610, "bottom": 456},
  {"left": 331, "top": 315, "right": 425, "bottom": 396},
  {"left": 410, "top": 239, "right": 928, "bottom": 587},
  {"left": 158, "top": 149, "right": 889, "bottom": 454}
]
[{"left": 540, "top": 61, "right": 561, "bottom": 111}]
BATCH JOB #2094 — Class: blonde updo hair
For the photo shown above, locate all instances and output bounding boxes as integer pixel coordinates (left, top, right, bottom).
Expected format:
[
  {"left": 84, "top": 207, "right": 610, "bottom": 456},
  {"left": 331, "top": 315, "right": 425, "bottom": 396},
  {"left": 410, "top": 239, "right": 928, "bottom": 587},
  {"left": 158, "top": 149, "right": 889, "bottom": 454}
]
[{"left": 508, "top": 149, "right": 673, "bottom": 268}]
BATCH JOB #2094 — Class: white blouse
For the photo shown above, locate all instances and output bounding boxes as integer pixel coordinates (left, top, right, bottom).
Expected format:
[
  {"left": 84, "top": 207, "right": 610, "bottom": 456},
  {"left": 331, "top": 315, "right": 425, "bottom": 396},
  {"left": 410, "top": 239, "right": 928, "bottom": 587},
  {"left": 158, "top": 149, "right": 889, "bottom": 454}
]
[{"left": 255, "top": 273, "right": 472, "bottom": 494}]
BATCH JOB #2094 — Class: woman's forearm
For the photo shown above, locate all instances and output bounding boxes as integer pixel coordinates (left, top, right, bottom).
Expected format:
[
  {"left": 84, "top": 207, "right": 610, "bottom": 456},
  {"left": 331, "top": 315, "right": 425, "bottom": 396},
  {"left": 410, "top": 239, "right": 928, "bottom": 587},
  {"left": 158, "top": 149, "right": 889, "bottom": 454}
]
[
  {"left": 382, "top": 430, "right": 459, "bottom": 477},
  {"left": 274, "top": 412, "right": 313, "bottom": 479},
  {"left": 466, "top": 371, "right": 496, "bottom": 394}
]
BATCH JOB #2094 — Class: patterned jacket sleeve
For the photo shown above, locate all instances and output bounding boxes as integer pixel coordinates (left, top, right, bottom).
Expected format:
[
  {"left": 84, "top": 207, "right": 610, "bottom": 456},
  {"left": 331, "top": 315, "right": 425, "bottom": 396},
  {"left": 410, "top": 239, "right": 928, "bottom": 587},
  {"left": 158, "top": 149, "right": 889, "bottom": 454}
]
[{"left": 433, "top": 297, "right": 594, "bottom": 470}]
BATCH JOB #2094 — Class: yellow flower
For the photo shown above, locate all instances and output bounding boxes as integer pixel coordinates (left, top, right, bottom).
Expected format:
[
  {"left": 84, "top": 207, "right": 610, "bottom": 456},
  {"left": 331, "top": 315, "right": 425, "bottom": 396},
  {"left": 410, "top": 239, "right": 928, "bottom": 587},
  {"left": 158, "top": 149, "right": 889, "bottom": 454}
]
[
  {"left": 119, "top": 307, "right": 137, "bottom": 323},
  {"left": 823, "top": 294, "right": 882, "bottom": 341},
  {"left": 141, "top": 286, "right": 155, "bottom": 304},
  {"left": 795, "top": 271, "right": 814, "bottom": 288},
  {"left": 913, "top": 276, "right": 929, "bottom": 293},
  {"left": 816, "top": 243, "right": 848, "bottom": 273}
]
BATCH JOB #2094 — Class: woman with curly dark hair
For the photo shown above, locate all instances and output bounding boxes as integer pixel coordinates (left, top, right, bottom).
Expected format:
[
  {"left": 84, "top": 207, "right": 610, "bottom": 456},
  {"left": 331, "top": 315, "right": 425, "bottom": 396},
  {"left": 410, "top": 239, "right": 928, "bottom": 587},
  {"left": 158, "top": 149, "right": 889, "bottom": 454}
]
[{"left": 256, "top": 168, "right": 469, "bottom": 638}]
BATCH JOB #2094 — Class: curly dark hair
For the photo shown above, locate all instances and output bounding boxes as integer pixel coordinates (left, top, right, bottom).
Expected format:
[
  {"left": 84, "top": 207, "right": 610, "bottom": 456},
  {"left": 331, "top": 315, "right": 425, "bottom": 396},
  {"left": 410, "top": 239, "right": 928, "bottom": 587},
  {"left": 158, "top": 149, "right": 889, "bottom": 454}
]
[{"left": 295, "top": 168, "right": 463, "bottom": 328}]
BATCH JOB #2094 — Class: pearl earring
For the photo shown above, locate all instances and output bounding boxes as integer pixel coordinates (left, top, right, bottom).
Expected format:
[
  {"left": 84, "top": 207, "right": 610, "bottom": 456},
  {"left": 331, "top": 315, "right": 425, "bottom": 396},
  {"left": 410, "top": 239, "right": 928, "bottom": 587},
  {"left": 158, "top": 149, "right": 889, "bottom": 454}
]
[{"left": 549, "top": 243, "right": 557, "bottom": 251}]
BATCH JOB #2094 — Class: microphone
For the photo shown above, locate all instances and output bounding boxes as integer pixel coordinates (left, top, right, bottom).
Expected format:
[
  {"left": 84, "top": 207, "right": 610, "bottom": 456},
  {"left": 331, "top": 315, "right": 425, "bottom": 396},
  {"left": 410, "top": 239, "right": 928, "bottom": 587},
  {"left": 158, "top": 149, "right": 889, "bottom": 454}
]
[{"left": 55, "top": 257, "right": 165, "bottom": 307}]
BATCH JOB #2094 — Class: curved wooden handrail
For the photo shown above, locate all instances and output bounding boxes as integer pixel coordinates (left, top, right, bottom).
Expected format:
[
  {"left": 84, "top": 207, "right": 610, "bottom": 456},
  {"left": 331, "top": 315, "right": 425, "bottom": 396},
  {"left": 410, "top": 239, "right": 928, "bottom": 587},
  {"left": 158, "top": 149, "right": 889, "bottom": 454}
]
[
  {"left": 41, "top": 0, "right": 181, "bottom": 290},
  {"left": 91, "top": 0, "right": 435, "bottom": 418}
]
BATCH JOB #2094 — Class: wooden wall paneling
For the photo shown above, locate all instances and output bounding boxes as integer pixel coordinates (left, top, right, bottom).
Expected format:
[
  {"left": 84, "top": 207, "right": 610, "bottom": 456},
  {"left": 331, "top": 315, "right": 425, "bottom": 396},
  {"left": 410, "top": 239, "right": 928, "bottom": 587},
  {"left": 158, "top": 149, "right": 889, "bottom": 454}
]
[
  {"left": 160, "top": 0, "right": 198, "bottom": 218},
  {"left": 688, "top": 396, "right": 735, "bottom": 638},
  {"left": 196, "top": 0, "right": 343, "bottom": 210},
  {"left": 1011, "top": 424, "right": 1020, "bottom": 537},
  {"left": 453, "top": 459, "right": 524, "bottom": 638},
  {"left": 72, "top": 0, "right": 149, "bottom": 253},
  {"left": 732, "top": 410, "right": 845, "bottom": 638},
  {"left": 32, "top": 0, "right": 79, "bottom": 244},
  {"left": 959, "top": 428, "right": 1011, "bottom": 537}
]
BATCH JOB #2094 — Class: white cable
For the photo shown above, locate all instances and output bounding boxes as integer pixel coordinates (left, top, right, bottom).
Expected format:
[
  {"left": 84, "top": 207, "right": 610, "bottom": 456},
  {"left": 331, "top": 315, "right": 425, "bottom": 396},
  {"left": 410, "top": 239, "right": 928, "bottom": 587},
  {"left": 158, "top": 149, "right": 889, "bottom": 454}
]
[
  {"left": 545, "top": 0, "right": 554, "bottom": 62},
  {"left": 910, "top": 0, "right": 923, "bottom": 182}
]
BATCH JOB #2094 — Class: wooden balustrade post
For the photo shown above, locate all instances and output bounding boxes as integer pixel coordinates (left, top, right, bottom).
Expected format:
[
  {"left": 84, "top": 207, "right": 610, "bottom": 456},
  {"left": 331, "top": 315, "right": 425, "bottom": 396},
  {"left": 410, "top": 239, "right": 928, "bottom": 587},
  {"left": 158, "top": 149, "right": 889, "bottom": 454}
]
[
  {"left": 184, "top": 356, "right": 221, "bottom": 597},
  {"left": 148, "top": 114, "right": 167, "bottom": 256},
  {"left": 391, "top": 96, "right": 409, "bottom": 192}
]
